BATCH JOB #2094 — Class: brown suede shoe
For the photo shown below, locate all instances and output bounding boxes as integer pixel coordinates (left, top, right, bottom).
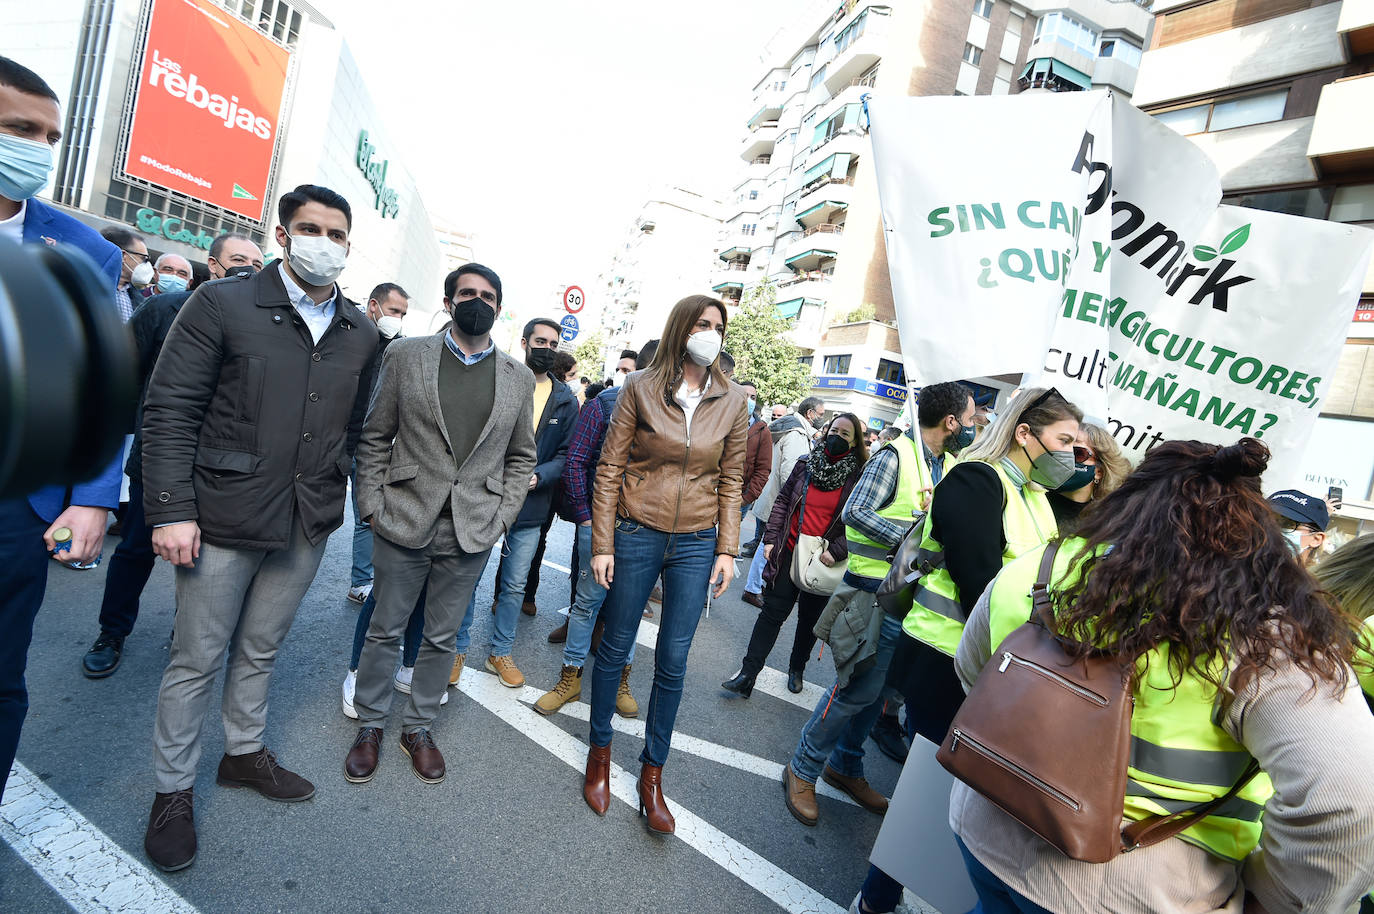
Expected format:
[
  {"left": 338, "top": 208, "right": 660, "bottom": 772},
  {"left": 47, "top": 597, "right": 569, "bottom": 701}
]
[
  {"left": 400, "top": 730, "right": 445, "bottom": 784},
  {"left": 547, "top": 620, "right": 569, "bottom": 643},
  {"left": 145, "top": 789, "right": 196, "bottom": 872},
  {"left": 783, "top": 765, "right": 819, "bottom": 826},
  {"left": 521, "top": 600, "right": 538, "bottom": 616},
  {"left": 822, "top": 765, "right": 889, "bottom": 815},
  {"left": 344, "top": 728, "right": 383, "bottom": 784},
  {"left": 216, "top": 747, "right": 314, "bottom": 801}
]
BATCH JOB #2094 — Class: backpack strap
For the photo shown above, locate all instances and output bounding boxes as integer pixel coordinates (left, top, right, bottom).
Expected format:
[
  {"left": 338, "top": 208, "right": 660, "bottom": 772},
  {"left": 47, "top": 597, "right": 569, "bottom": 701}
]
[
  {"left": 1028, "top": 540, "right": 1061, "bottom": 629},
  {"left": 1120, "top": 758, "right": 1262, "bottom": 852}
]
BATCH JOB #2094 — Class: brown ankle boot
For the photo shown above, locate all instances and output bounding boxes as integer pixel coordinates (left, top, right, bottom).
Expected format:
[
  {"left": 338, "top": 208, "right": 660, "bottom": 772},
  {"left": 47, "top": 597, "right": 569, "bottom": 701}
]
[
  {"left": 637, "top": 762, "right": 675, "bottom": 835},
  {"left": 583, "top": 743, "right": 611, "bottom": 816}
]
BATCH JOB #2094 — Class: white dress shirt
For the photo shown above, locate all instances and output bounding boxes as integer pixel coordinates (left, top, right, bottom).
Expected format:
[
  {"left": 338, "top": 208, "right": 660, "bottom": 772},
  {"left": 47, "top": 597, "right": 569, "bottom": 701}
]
[{"left": 277, "top": 262, "right": 336, "bottom": 343}]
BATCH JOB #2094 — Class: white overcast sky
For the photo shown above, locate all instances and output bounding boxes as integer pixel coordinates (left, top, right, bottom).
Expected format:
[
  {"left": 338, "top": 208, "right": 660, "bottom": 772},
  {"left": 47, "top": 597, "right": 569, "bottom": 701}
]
[{"left": 325, "top": 0, "right": 812, "bottom": 326}]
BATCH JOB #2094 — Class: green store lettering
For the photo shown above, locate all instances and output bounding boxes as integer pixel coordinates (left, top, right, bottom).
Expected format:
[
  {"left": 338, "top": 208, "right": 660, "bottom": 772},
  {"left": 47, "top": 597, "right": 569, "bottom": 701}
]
[
  {"left": 134, "top": 208, "right": 214, "bottom": 251},
  {"left": 356, "top": 129, "right": 400, "bottom": 219}
]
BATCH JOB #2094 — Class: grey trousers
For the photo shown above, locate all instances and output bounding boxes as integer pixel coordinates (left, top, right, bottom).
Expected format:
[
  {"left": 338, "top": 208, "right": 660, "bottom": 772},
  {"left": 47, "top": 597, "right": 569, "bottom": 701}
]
[
  {"left": 152, "top": 517, "right": 327, "bottom": 792},
  {"left": 355, "top": 521, "right": 490, "bottom": 733}
]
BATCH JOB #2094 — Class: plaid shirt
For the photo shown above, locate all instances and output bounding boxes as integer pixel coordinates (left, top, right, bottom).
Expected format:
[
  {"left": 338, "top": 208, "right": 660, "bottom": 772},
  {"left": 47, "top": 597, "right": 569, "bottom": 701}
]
[
  {"left": 562, "top": 391, "right": 616, "bottom": 524},
  {"left": 840, "top": 446, "right": 906, "bottom": 549}
]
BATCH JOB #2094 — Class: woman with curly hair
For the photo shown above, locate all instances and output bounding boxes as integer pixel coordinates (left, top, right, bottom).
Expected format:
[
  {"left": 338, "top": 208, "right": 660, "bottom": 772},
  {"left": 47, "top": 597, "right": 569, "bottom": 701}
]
[{"left": 951, "top": 438, "right": 1374, "bottom": 914}]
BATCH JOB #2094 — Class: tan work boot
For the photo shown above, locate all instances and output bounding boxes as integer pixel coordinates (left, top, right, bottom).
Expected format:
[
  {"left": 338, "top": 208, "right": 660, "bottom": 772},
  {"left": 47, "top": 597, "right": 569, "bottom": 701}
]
[
  {"left": 485, "top": 654, "right": 525, "bottom": 688},
  {"left": 615, "top": 664, "right": 639, "bottom": 718},
  {"left": 534, "top": 665, "right": 582, "bottom": 716},
  {"left": 783, "top": 765, "right": 819, "bottom": 826},
  {"left": 449, "top": 653, "right": 466, "bottom": 686}
]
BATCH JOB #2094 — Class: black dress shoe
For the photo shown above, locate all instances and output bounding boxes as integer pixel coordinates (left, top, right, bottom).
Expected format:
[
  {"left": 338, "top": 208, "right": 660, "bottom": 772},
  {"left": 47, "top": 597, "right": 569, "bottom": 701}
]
[
  {"left": 721, "top": 671, "right": 755, "bottom": 698},
  {"left": 82, "top": 634, "right": 125, "bottom": 679},
  {"left": 870, "top": 712, "right": 910, "bottom": 764},
  {"left": 787, "top": 669, "right": 804, "bottom": 694}
]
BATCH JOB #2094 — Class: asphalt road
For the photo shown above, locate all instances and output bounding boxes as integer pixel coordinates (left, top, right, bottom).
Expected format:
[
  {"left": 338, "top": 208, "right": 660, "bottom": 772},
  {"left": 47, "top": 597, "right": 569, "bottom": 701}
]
[{"left": 1, "top": 508, "right": 920, "bottom": 914}]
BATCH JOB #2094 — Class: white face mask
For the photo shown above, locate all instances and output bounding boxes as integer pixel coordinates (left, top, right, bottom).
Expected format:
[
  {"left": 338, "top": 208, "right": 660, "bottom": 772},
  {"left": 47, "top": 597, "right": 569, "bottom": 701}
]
[
  {"left": 375, "top": 314, "right": 402, "bottom": 338},
  {"left": 287, "top": 234, "right": 347, "bottom": 286},
  {"left": 685, "top": 329, "right": 722, "bottom": 367},
  {"left": 130, "top": 261, "right": 155, "bottom": 287}
]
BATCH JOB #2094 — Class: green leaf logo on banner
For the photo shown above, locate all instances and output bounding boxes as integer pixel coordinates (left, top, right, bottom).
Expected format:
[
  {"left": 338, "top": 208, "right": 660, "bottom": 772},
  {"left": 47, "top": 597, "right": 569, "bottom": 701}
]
[
  {"left": 1220, "top": 223, "right": 1251, "bottom": 255},
  {"left": 1193, "top": 244, "right": 1218, "bottom": 262}
]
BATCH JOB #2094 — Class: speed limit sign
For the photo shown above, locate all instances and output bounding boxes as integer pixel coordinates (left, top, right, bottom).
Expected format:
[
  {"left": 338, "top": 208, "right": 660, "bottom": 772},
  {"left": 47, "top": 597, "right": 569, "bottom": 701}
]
[{"left": 563, "top": 285, "right": 585, "bottom": 314}]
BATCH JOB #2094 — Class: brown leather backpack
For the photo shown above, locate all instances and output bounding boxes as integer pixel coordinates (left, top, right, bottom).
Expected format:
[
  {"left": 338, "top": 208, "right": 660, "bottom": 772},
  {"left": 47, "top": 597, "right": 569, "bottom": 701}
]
[{"left": 936, "top": 541, "right": 1259, "bottom": 863}]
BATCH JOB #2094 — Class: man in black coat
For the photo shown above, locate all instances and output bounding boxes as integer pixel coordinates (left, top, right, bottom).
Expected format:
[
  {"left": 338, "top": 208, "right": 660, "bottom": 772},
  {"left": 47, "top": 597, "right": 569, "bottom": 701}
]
[
  {"left": 80, "top": 233, "right": 264, "bottom": 679},
  {"left": 139, "top": 185, "right": 377, "bottom": 873}
]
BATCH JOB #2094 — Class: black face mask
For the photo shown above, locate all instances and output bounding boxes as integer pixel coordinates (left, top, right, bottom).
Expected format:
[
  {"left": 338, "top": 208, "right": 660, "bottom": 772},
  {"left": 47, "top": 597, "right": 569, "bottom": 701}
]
[
  {"left": 452, "top": 297, "right": 496, "bottom": 336},
  {"left": 823, "top": 433, "right": 852, "bottom": 459},
  {"left": 525, "top": 345, "right": 556, "bottom": 375},
  {"left": 224, "top": 265, "right": 256, "bottom": 279}
]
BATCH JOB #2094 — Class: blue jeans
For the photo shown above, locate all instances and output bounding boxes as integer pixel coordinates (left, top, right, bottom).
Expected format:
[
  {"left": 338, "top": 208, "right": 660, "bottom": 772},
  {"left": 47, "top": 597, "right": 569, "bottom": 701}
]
[
  {"left": 589, "top": 518, "right": 716, "bottom": 766},
  {"left": 564, "top": 523, "right": 636, "bottom": 668},
  {"left": 790, "top": 613, "right": 904, "bottom": 783},
  {"left": 490, "top": 524, "right": 543, "bottom": 657},
  {"left": 350, "top": 583, "right": 425, "bottom": 670},
  {"left": 958, "top": 836, "right": 1051, "bottom": 914},
  {"left": 350, "top": 463, "right": 373, "bottom": 588},
  {"left": 97, "top": 479, "right": 156, "bottom": 637},
  {"left": 745, "top": 543, "right": 768, "bottom": 594},
  {"left": 0, "top": 499, "right": 51, "bottom": 804}
]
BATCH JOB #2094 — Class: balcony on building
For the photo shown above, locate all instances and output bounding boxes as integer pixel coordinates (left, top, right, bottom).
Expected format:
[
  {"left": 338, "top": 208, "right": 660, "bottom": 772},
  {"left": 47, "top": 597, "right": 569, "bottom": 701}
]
[
  {"left": 712, "top": 279, "right": 744, "bottom": 303},
  {"left": 785, "top": 246, "right": 839, "bottom": 275},
  {"left": 719, "top": 245, "right": 753, "bottom": 266},
  {"left": 798, "top": 153, "right": 857, "bottom": 212},
  {"left": 1307, "top": 72, "right": 1374, "bottom": 176},
  {"left": 1017, "top": 57, "right": 1092, "bottom": 93},
  {"left": 741, "top": 122, "right": 780, "bottom": 162},
  {"left": 796, "top": 198, "right": 849, "bottom": 229},
  {"left": 823, "top": 5, "right": 892, "bottom": 94},
  {"left": 1340, "top": 0, "right": 1374, "bottom": 56}
]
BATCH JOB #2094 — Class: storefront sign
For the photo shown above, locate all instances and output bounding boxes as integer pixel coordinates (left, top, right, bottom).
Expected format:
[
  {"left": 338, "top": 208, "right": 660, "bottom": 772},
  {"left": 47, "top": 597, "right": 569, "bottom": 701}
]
[
  {"left": 869, "top": 92, "right": 1374, "bottom": 487},
  {"left": 122, "top": 0, "right": 290, "bottom": 221},
  {"left": 814, "top": 374, "right": 908, "bottom": 403},
  {"left": 356, "top": 130, "right": 399, "bottom": 219},
  {"left": 135, "top": 207, "right": 215, "bottom": 251}
]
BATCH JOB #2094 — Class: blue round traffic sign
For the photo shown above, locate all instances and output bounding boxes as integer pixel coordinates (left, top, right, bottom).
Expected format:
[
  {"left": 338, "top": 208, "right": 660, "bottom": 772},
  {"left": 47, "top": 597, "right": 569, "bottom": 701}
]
[{"left": 560, "top": 314, "right": 579, "bottom": 342}]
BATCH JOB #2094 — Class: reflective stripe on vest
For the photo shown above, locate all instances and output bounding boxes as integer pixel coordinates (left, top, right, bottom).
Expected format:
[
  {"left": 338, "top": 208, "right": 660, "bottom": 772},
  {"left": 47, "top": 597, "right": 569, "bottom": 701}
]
[
  {"left": 903, "top": 462, "right": 1057, "bottom": 656},
  {"left": 843, "top": 435, "right": 924, "bottom": 580},
  {"left": 986, "top": 540, "right": 1273, "bottom": 862}
]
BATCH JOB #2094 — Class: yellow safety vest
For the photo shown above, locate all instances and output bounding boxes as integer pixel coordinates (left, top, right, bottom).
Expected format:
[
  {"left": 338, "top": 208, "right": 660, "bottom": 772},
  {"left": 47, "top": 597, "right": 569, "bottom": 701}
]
[
  {"left": 987, "top": 540, "right": 1273, "bottom": 862},
  {"left": 1355, "top": 618, "right": 1374, "bottom": 700},
  {"left": 843, "top": 435, "right": 925, "bottom": 581},
  {"left": 904, "top": 461, "right": 1056, "bottom": 656}
]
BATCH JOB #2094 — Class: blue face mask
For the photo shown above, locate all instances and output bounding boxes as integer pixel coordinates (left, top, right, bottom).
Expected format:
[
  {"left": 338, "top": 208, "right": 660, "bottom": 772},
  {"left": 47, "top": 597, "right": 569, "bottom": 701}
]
[
  {"left": 157, "top": 273, "right": 189, "bottom": 294},
  {"left": 0, "top": 133, "right": 54, "bottom": 202},
  {"left": 747, "top": 397, "right": 756, "bottom": 416}
]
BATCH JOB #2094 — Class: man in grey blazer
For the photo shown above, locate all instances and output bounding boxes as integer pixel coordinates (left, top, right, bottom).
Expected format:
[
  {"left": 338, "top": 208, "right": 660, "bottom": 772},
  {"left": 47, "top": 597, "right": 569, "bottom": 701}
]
[{"left": 346, "top": 263, "right": 535, "bottom": 786}]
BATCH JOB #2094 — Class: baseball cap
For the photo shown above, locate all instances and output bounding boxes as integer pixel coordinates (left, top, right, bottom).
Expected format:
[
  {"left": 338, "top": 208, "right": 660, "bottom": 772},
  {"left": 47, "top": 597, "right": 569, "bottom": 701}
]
[{"left": 1267, "top": 490, "right": 1330, "bottom": 531}]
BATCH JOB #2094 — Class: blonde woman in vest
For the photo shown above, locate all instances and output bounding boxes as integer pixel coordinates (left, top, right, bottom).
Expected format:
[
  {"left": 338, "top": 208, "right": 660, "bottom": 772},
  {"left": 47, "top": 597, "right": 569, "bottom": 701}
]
[
  {"left": 952, "top": 438, "right": 1374, "bottom": 914},
  {"left": 582, "top": 294, "right": 748, "bottom": 836},
  {"left": 1315, "top": 534, "right": 1374, "bottom": 709}
]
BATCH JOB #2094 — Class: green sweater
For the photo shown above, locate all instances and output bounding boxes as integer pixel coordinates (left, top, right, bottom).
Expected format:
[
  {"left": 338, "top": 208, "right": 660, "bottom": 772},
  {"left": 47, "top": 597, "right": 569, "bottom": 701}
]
[{"left": 438, "top": 345, "right": 496, "bottom": 472}]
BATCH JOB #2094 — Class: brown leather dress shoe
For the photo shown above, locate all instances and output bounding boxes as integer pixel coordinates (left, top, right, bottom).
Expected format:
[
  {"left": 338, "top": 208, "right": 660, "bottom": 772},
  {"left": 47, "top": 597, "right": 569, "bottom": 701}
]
[
  {"left": 583, "top": 743, "right": 611, "bottom": 816},
  {"left": 521, "top": 600, "right": 538, "bottom": 616},
  {"left": 344, "top": 728, "right": 383, "bottom": 784},
  {"left": 743, "top": 591, "right": 765, "bottom": 609},
  {"left": 637, "top": 762, "right": 675, "bottom": 835},
  {"left": 400, "top": 730, "right": 445, "bottom": 784},
  {"left": 822, "top": 765, "right": 889, "bottom": 814},
  {"left": 216, "top": 747, "right": 315, "bottom": 801},
  {"left": 547, "top": 620, "right": 569, "bottom": 643},
  {"left": 783, "top": 764, "right": 819, "bottom": 826}
]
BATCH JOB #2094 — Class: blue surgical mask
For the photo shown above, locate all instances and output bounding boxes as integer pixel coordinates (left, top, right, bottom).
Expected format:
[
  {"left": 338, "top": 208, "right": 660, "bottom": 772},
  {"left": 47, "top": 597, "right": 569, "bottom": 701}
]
[
  {"left": 157, "top": 274, "right": 189, "bottom": 294},
  {"left": 747, "top": 397, "right": 756, "bottom": 416},
  {"left": 1283, "top": 529, "right": 1306, "bottom": 555},
  {"left": 0, "top": 133, "right": 54, "bottom": 202}
]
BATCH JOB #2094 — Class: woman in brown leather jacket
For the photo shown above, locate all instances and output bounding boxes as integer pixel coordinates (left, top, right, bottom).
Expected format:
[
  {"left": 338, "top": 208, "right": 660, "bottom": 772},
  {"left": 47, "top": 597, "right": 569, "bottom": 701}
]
[
  {"left": 722, "top": 413, "right": 868, "bottom": 697},
  {"left": 582, "top": 294, "right": 749, "bottom": 835}
]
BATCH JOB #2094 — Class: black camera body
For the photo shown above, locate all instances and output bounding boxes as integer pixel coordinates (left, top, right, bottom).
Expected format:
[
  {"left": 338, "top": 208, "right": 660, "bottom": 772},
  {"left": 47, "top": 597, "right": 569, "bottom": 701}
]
[{"left": 0, "top": 238, "right": 138, "bottom": 500}]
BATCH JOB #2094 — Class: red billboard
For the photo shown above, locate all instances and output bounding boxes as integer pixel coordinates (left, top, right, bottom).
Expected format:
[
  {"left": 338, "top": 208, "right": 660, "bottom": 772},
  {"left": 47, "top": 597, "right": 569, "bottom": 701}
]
[{"left": 122, "top": 0, "right": 290, "bottom": 221}]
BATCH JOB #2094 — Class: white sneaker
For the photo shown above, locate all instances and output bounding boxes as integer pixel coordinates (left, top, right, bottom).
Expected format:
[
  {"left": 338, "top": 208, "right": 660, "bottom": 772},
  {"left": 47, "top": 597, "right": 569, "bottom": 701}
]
[
  {"left": 394, "top": 665, "right": 413, "bottom": 694},
  {"left": 346, "top": 583, "right": 373, "bottom": 605},
  {"left": 341, "top": 670, "right": 358, "bottom": 719}
]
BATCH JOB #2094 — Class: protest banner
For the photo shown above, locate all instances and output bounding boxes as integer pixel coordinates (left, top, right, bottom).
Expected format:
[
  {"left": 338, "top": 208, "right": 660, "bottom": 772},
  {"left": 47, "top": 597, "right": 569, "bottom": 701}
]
[{"left": 868, "top": 91, "right": 1373, "bottom": 487}]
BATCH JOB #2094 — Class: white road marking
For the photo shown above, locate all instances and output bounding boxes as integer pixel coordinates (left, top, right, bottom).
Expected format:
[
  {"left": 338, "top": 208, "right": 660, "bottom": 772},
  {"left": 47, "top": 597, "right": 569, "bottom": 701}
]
[
  {"left": 513, "top": 686, "right": 858, "bottom": 808},
  {"left": 1, "top": 763, "right": 200, "bottom": 914},
  {"left": 458, "top": 668, "right": 845, "bottom": 914},
  {"left": 542, "top": 559, "right": 572, "bottom": 574}
]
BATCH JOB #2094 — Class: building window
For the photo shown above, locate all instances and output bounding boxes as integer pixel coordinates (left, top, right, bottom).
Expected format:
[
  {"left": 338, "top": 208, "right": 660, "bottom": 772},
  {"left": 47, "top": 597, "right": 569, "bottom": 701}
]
[
  {"left": 1033, "top": 12, "right": 1100, "bottom": 57},
  {"left": 973, "top": 0, "right": 994, "bottom": 19},
  {"left": 963, "top": 43, "right": 983, "bottom": 66},
  {"left": 1224, "top": 187, "right": 1332, "bottom": 220},
  {"left": 1153, "top": 89, "right": 1288, "bottom": 136},
  {"left": 809, "top": 65, "right": 829, "bottom": 91},
  {"left": 823, "top": 354, "right": 852, "bottom": 374},
  {"left": 749, "top": 190, "right": 759, "bottom": 200},
  {"left": 1098, "top": 39, "right": 1142, "bottom": 67},
  {"left": 876, "top": 358, "right": 906, "bottom": 384},
  {"left": 741, "top": 223, "right": 757, "bottom": 236},
  {"left": 799, "top": 356, "right": 814, "bottom": 372},
  {"left": 1330, "top": 184, "right": 1374, "bottom": 225}
]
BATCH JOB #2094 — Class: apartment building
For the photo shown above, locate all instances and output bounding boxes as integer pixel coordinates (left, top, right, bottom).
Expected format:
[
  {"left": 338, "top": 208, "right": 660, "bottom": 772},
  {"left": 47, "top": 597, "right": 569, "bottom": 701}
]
[
  {"left": 1133, "top": 0, "right": 1374, "bottom": 514},
  {"left": 711, "top": 0, "right": 1152, "bottom": 428}
]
